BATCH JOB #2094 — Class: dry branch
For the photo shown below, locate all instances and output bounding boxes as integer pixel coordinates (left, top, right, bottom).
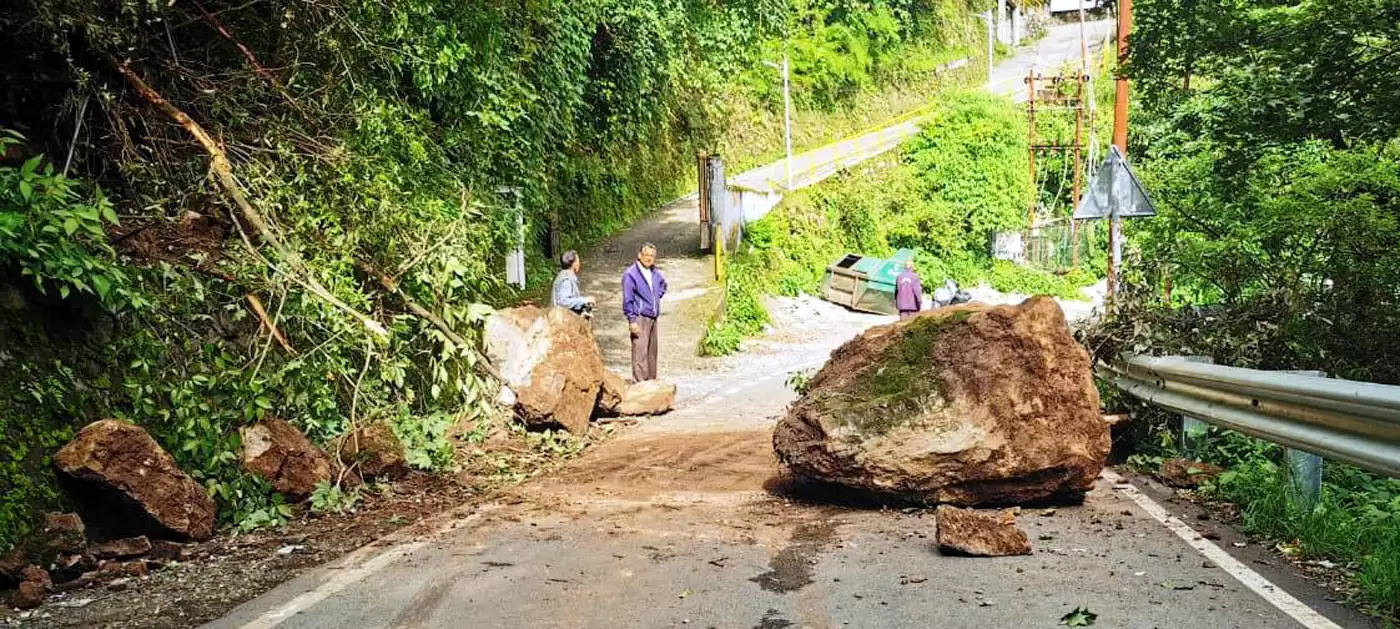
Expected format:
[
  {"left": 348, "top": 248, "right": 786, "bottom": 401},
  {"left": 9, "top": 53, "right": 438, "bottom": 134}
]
[
  {"left": 113, "top": 58, "right": 386, "bottom": 338},
  {"left": 354, "top": 260, "right": 502, "bottom": 382},
  {"left": 245, "top": 292, "right": 295, "bottom": 354}
]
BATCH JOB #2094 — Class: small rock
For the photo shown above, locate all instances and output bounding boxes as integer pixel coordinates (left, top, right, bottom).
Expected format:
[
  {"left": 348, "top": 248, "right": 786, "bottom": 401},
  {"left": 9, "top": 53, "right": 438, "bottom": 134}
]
[
  {"left": 333, "top": 422, "right": 407, "bottom": 481},
  {"left": 1039, "top": 509, "right": 1057, "bottom": 517},
  {"left": 1157, "top": 458, "right": 1225, "bottom": 489},
  {"left": 934, "top": 506, "right": 1032, "bottom": 557},
  {"left": 106, "top": 577, "right": 130, "bottom": 592},
  {"left": 596, "top": 370, "right": 629, "bottom": 415},
  {"left": 1202, "top": 561, "right": 1216, "bottom": 569},
  {"left": 42, "top": 513, "right": 86, "bottom": 554},
  {"left": 616, "top": 380, "right": 677, "bottom": 416},
  {"left": 20, "top": 566, "right": 51, "bottom": 590},
  {"left": 277, "top": 545, "right": 306, "bottom": 556},
  {"left": 9, "top": 580, "right": 48, "bottom": 610},
  {"left": 1232, "top": 542, "right": 1247, "bottom": 548},
  {"left": 49, "top": 554, "right": 96, "bottom": 583},
  {"left": 0, "top": 549, "right": 27, "bottom": 588},
  {"left": 90, "top": 536, "right": 152, "bottom": 560},
  {"left": 148, "top": 540, "right": 184, "bottom": 561}
]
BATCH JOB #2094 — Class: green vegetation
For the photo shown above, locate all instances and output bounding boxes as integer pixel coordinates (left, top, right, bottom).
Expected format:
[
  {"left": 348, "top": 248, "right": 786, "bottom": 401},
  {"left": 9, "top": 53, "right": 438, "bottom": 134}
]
[
  {"left": 702, "top": 91, "right": 1099, "bottom": 355},
  {"left": 0, "top": 0, "right": 999, "bottom": 549},
  {"left": 1084, "top": 1, "right": 1400, "bottom": 619},
  {"left": 1127, "top": 426, "right": 1400, "bottom": 620}
]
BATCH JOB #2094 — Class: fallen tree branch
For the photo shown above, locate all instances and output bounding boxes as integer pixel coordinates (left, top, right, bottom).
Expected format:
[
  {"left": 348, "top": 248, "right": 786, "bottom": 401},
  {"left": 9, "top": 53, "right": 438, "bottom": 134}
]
[
  {"left": 245, "top": 292, "right": 295, "bottom": 354},
  {"left": 188, "top": 0, "right": 306, "bottom": 116},
  {"left": 113, "top": 58, "right": 386, "bottom": 338},
  {"left": 354, "top": 260, "right": 502, "bottom": 382}
]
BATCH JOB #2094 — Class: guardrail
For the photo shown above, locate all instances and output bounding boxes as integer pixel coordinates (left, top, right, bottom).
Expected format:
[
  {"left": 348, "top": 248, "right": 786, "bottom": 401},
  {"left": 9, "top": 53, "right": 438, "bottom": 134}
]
[{"left": 1099, "top": 355, "right": 1400, "bottom": 480}]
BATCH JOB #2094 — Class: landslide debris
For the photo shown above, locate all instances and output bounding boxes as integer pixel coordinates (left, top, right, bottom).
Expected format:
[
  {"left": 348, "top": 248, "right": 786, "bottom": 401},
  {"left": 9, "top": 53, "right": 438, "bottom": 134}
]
[{"left": 773, "top": 296, "right": 1109, "bottom": 506}]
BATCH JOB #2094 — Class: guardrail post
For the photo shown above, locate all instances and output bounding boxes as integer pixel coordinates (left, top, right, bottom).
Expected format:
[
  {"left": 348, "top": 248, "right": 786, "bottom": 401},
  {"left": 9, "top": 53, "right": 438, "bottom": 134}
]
[
  {"left": 1286, "top": 448, "right": 1323, "bottom": 508},
  {"left": 1178, "top": 356, "right": 1213, "bottom": 455},
  {"left": 1282, "top": 370, "right": 1327, "bottom": 508}
]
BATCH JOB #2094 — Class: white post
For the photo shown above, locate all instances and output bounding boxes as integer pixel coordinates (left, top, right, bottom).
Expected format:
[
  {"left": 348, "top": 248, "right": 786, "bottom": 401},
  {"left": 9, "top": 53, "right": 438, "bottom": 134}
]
[
  {"left": 983, "top": 11, "right": 995, "bottom": 86},
  {"left": 782, "top": 54, "right": 793, "bottom": 190}
]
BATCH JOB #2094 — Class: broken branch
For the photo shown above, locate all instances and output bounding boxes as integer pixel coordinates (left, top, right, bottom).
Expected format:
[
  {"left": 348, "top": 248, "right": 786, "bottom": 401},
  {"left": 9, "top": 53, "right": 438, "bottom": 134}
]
[
  {"left": 113, "top": 58, "right": 386, "bottom": 338},
  {"left": 245, "top": 292, "right": 295, "bottom": 354},
  {"left": 354, "top": 260, "right": 502, "bottom": 382}
]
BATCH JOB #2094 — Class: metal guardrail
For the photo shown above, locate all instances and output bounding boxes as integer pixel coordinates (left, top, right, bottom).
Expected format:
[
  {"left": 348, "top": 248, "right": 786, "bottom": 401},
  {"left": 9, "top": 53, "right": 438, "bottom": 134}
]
[{"left": 1100, "top": 355, "right": 1400, "bottom": 479}]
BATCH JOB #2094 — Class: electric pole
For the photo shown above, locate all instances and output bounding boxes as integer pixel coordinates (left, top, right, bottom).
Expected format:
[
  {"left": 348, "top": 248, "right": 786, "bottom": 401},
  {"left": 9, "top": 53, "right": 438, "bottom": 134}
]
[{"left": 1108, "top": 0, "right": 1131, "bottom": 300}]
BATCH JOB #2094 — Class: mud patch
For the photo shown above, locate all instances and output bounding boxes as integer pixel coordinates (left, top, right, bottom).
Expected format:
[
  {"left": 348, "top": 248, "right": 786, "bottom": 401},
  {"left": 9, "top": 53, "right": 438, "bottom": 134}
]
[{"left": 748, "top": 521, "right": 837, "bottom": 593}]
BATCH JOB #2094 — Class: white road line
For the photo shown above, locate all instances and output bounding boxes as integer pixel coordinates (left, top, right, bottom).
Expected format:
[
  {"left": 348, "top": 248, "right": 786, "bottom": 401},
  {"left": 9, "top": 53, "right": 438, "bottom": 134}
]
[
  {"left": 236, "top": 509, "right": 492, "bottom": 629},
  {"left": 1101, "top": 469, "right": 1343, "bottom": 629}
]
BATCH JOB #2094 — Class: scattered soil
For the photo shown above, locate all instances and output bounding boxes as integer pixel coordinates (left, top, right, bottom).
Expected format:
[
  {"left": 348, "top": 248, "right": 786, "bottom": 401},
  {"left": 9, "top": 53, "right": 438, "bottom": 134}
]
[{"left": 2, "top": 473, "right": 475, "bottom": 628}]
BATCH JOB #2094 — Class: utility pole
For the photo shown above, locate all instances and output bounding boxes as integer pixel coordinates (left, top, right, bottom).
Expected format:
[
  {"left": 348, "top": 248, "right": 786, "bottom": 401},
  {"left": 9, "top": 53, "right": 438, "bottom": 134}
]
[
  {"left": 1108, "top": 0, "right": 1132, "bottom": 300},
  {"left": 763, "top": 55, "right": 794, "bottom": 189}
]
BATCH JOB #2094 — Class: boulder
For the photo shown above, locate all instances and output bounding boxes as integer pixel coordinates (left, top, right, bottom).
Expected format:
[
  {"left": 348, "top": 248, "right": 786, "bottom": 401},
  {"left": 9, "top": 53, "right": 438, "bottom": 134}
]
[
  {"left": 597, "top": 370, "right": 630, "bottom": 415},
  {"left": 773, "top": 297, "right": 1109, "bottom": 506},
  {"left": 42, "top": 513, "right": 86, "bottom": 554},
  {"left": 241, "top": 418, "right": 333, "bottom": 501},
  {"left": 90, "top": 536, "right": 151, "bottom": 560},
  {"left": 148, "top": 540, "right": 185, "bottom": 562},
  {"left": 0, "top": 549, "right": 28, "bottom": 589},
  {"left": 19, "top": 566, "right": 50, "bottom": 590},
  {"left": 334, "top": 422, "right": 406, "bottom": 481},
  {"left": 1158, "top": 458, "right": 1225, "bottom": 489},
  {"left": 9, "top": 580, "right": 47, "bottom": 610},
  {"left": 54, "top": 420, "right": 217, "bottom": 540},
  {"left": 485, "top": 306, "right": 605, "bottom": 433},
  {"left": 935, "top": 506, "right": 1032, "bottom": 556},
  {"left": 617, "top": 380, "right": 676, "bottom": 416}
]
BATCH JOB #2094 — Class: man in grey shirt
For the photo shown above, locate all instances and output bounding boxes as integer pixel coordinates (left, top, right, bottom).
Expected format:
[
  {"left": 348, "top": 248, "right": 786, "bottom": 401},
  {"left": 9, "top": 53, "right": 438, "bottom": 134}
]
[{"left": 552, "top": 250, "right": 595, "bottom": 317}]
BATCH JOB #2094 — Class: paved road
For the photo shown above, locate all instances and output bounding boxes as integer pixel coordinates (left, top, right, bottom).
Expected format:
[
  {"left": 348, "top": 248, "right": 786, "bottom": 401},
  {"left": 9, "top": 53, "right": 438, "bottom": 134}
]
[
  {"left": 731, "top": 19, "right": 1114, "bottom": 193},
  {"left": 211, "top": 297, "right": 1374, "bottom": 628},
  {"left": 207, "top": 20, "right": 1376, "bottom": 629}
]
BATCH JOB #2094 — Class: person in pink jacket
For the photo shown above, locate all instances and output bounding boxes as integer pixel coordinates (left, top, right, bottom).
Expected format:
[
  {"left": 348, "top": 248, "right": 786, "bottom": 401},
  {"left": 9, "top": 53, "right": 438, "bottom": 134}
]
[{"left": 895, "top": 258, "right": 923, "bottom": 320}]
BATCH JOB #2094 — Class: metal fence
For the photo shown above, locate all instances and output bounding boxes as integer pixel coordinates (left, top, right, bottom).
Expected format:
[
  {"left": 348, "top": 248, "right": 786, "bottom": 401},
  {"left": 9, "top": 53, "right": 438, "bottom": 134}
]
[
  {"left": 1100, "top": 355, "right": 1400, "bottom": 485},
  {"left": 992, "top": 219, "right": 1096, "bottom": 273}
]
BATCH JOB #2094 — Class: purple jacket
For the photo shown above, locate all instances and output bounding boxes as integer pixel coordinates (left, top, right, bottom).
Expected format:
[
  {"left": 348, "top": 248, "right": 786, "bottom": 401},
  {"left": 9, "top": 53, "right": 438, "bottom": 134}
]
[
  {"left": 895, "top": 270, "right": 923, "bottom": 312},
  {"left": 622, "top": 262, "right": 667, "bottom": 322}
]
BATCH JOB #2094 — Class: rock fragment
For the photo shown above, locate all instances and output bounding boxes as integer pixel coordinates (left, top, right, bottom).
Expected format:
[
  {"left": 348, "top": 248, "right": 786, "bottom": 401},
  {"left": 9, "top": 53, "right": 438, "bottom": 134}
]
[{"left": 935, "top": 505, "right": 1032, "bottom": 557}]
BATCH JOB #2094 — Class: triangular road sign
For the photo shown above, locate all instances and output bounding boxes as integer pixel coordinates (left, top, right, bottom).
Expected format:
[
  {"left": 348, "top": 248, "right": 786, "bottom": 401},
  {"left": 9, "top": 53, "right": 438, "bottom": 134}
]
[{"left": 1074, "top": 145, "right": 1157, "bottom": 220}]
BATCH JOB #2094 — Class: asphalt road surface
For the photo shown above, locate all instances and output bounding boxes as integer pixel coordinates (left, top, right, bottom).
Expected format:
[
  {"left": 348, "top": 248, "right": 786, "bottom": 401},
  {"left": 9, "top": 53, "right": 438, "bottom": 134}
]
[{"left": 210, "top": 297, "right": 1375, "bottom": 629}]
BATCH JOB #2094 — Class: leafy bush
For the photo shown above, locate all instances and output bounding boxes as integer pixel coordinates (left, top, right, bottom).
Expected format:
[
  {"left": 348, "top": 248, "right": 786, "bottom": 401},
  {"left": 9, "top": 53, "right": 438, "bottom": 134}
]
[{"left": 703, "top": 91, "right": 1101, "bottom": 355}]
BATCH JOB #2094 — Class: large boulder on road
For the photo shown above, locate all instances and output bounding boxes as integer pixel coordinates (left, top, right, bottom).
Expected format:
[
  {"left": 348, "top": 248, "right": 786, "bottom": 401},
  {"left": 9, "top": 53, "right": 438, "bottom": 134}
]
[
  {"left": 484, "top": 306, "right": 604, "bottom": 433},
  {"left": 54, "top": 420, "right": 217, "bottom": 541},
  {"left": 772, "top": 297, "right": 1108, "bottom": 506},
  {"left": 241, "top": 417, "right": 333, "bottom": 501}
]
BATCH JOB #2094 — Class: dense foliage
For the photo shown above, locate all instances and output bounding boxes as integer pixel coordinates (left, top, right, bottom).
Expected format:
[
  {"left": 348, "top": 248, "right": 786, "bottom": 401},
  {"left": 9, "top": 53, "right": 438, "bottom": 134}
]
[
  {"left": 0, "top": 0, "right": 991, "bottom": 548},
  {"left": 703, "top": 90, "right": 1098, "bottom": 355},
  {"left": 1083, "top": 0, "right": 1400, "bottom": 617}
]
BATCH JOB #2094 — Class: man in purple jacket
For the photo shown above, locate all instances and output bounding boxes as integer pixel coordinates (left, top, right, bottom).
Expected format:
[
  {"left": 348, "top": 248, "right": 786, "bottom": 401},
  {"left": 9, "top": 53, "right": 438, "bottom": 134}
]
[
  {"left": 622, "top": 242, "right": 667, "bottom": 381},
  {"left": 895, "top": 258, "right": 923, "bottom": 320}
]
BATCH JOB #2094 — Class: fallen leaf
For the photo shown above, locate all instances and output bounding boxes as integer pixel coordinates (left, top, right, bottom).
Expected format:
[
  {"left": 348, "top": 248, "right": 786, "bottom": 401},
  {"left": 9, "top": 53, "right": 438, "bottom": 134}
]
[{"left": 1060, "top": 606, "right": 1097, "bottom": 626}]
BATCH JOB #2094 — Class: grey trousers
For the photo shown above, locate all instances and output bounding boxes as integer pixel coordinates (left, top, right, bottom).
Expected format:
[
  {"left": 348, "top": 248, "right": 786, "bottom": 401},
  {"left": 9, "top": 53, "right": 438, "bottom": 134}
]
[{"left": 631, "top": 316, "right": 659, "bottom": 381}]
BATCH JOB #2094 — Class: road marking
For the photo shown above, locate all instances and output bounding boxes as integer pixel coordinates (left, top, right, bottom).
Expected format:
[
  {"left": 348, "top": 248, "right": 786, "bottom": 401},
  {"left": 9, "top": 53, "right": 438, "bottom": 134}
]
[
  {"left": 237, "top": 509, "right": 494, "bottom": 628},
  {"left": 1101, "top": 469, "right": 1343, "bottom": 629}
]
